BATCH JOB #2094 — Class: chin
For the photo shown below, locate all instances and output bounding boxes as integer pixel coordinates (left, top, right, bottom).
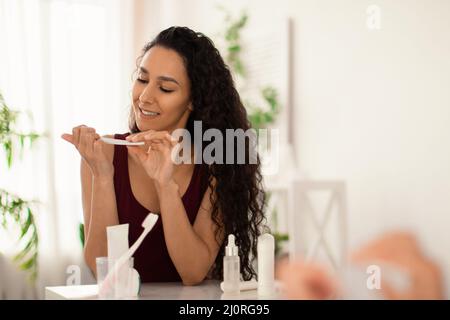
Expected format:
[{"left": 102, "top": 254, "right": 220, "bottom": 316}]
[
  {"left": 136, "top": 122, "right": 159, "bottom": 132},
  {"left": 137, "top": 119, "right": 169, "bottom": 132}
]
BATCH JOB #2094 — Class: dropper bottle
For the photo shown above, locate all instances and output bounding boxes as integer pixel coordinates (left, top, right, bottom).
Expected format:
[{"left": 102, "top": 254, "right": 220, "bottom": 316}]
[{"left": 222, "top": 234, "right": 240, "bottom": 295}]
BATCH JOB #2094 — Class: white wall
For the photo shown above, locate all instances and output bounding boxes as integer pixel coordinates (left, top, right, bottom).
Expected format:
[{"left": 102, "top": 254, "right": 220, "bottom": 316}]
[{"left": 134, "top": 0, "right": 450, "bottom": 288}]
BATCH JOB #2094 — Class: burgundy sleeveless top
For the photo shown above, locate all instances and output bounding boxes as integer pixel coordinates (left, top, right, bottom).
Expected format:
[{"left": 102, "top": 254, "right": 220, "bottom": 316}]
[{"left": 113, "top": 133, "right": 209, "bottom": 282}]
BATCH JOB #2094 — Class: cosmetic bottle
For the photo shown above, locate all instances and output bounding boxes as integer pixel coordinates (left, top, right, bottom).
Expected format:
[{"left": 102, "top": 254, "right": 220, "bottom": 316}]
[
  {"left": 222, "top": 234, "right": 240, "bottom": 295},
  {"left": 258, "top": 233, "right": 275, "bottom": 297}
]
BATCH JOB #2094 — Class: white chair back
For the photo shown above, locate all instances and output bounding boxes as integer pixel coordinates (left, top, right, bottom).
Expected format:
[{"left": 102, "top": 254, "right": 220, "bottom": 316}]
[{"left": 287, "top": 180, "right": 348, "bottom": 270}]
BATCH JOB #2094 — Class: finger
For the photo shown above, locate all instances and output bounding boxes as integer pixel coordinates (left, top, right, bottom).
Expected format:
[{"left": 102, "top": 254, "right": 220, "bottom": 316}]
[
  {"left": 72, "top": 126, "right": 81, "bottom": 148},
  {"left": 160, "top": 139, "right": 172, "bottom": 153},
  {"left": 144, "top": 131, "right": 176, "bottom": 142},
  {"left": 72, "top": 125, "right": 89, "bottom": 148},
  {"left": 146, "top": 134, "right": 176, "bottom": 151},
  {"left": 80, "top": 126, "right": 94, "bottom": 134},
  {"left": 291, "top": 262, "right": 336, "bottom": 297},
  {"left": 166, "top": 134, "right": 180, "bottom": 146},
  {"left": 150, "top": 142, "right": 169, "bottom": 152},
  {"left": 126, "top": 132, "right": 142, "bottom": 142},
  {"left": 146, "top": 138, "right": 164, "bottom": 144},
  {"left": 351, "top": 232, "right": 421, "bottom": 267},
  {"left": 126, "top": 130, "right": 154, "bottom": 142},
  {"left": 148, "top": 138, "right": 170, "bottom": 151},
  {"left": 150, "top": 140, "right": 169, "bottom": 150},
  {"left": 278, "top": 261, "right": 336, "bottom": 300},
  {"left": 163, "top": 132, "right": 178, "bottom": 145},
  {"left": 160, "top": 135, "right": 173, "bottom": 149},
  {"left": 136, "top": 131, "right": 155, "bottom": 142},
  {"left": 85, "top": 132, "right": 96, "bottom": 154},
  {"left": 79, "top": 127, "right": 94, "bottom": 155},
  {"left": 148, "top": 143, "right": 163, "bottom": 152},
  {"left": 303, "top": 268, "right": 337, "bottom": 299},
  {"left": 61, "top": 133, "right": 74, "bottom": 144},
  {"left": 170, "top": 138, "right": 178, "bottom": 147},
  {"left": 125, "top": 134, "right": 134, "bottom": 141}
]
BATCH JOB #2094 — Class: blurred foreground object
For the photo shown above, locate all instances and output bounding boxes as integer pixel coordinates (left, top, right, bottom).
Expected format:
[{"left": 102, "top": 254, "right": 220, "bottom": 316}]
[
  {"left": 0, "top": 92, "right": 41, "bottom": 281},
  {"left": 277, "top": 231, "right": 445, "bottom": 300},
  {"left": 350, "top": 231, "right": 444, "bottom": 300},
  {"left": 0, "top": 253, "right": 37, "bottom": 299}
]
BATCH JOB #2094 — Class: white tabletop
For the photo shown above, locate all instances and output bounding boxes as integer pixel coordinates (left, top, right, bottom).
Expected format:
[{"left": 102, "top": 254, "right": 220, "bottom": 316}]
[{"left": 45, "top": 280, "right": 282, "bottom": 300}]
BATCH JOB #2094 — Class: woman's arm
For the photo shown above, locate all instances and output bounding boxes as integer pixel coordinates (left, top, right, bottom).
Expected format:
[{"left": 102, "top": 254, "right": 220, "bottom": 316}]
[
  {"left": 62, "top": 127, "right": 121, "bottom": 276},
  {"left": 81, "top": 158, "right": 119, "bottom": 275},
  {"left": 156, "top": 179, "right": 223, "bottom": 285}
]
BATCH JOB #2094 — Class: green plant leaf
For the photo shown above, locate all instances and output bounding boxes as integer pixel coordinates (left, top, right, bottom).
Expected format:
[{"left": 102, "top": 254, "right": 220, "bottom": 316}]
[
  {"left": 0, "top": 183, "right": 40, "bottom": 282},
  {"left": 19, "top": 134, "right": 24, "bottom": 148},
  {"left": 4, "top": 139, "right": 12, "bottom": 168},
  {"left": 13, "top": 233, "right": 35, "bottom": 262},
  {"left": 19, "top": 253, "right": 37, "bottom": 271},
  {"left": 20, "top": 207, "right": 33, "bottom": 239},
  {"left": 79, "top": 222, "right": 85, "bottom": 248},
  {"left": 234, "top": 60, "right": 244, "bottom": 76},
  {"left": 0, "top": 92, "right": 40, "bottom": 281},
  {"left": 228, "top": 44, "right": 241, "bottom": 53},
  {"left": 28, "top": 132, "right": 39, "bottom": 145},
  {"left": 219, "top": 9, "right": 281, "bottom": 129}
]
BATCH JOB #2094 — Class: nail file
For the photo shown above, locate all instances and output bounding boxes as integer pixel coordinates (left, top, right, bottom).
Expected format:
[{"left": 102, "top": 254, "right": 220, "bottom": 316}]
[{"left": 100, "top": 137, "right": 144, "bottom": 146}]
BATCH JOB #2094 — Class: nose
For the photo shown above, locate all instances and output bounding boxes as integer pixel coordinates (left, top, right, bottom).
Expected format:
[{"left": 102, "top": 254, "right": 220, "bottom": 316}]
[{"left": 139, "top": 83, "right": 155, "bottom": 105}]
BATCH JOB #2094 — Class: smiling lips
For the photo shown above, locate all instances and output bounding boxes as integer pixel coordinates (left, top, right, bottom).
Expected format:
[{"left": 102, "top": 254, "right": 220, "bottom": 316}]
[{"left": 139, "top": 106, "right": 160, "bottom": 117}]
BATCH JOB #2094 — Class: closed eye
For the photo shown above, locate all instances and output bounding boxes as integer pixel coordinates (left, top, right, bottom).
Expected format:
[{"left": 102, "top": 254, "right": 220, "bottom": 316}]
[
  {"left": 160, "top": 87, "right": 174, "bottom": 93},
  {"left": 136, "top": 78, "right": 174, "bottom": 93}
]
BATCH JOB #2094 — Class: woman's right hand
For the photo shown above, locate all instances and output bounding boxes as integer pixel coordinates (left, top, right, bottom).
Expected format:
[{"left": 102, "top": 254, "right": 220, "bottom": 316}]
[{"left": 61, "top": 125, "right": 113, "bottom": 177}]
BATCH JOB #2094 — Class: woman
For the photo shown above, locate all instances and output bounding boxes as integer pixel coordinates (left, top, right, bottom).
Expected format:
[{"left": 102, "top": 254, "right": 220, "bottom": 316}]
[{"left": 62, "top": 26, "right": 266, "bottom": 284}]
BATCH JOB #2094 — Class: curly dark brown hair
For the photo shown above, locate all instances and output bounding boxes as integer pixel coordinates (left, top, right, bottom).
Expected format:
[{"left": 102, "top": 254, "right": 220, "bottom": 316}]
[{"left": 129, "top": 26, "right": 267, "bottom": 281}]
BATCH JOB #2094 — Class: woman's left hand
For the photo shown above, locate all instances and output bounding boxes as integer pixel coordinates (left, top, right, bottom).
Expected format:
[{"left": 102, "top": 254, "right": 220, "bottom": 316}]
[{"left": 126, "top": 130, "right": 180, "bottom": 187}]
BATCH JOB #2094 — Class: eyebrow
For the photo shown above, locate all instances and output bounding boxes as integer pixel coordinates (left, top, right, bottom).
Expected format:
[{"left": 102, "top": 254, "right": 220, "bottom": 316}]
[{"left": 139, "top": 67, "right": 180, "bottom": 86}]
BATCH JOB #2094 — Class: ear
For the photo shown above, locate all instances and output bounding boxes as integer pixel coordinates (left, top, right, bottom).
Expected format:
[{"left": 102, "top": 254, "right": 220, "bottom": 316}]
[{"left": 187, "top": 102, "right": 193, "bottom": 111}]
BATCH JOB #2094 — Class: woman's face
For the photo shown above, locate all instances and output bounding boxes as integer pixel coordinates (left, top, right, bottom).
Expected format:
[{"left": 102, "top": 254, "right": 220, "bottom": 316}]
[{"left": 132, "top": 46, "right": 192, "bottom": 133}]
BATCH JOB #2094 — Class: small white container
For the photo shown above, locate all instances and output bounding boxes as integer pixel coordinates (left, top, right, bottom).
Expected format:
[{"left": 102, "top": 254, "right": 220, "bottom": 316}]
[
  {"left": 257, "top": 233, "right": 275, "bottom": 297},
  {"left": 222, "top": 234, "right": 240, "bottom": 295},
  {"left": 96, "top": 257, "right": 138, "bottom": 299}
]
